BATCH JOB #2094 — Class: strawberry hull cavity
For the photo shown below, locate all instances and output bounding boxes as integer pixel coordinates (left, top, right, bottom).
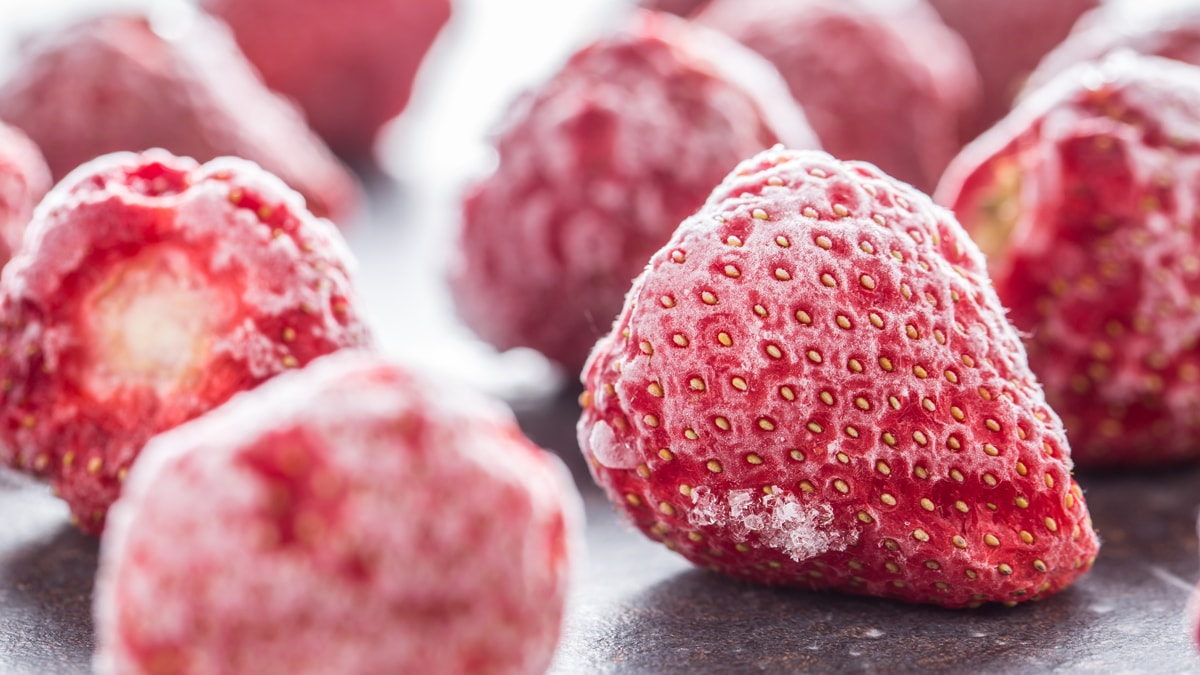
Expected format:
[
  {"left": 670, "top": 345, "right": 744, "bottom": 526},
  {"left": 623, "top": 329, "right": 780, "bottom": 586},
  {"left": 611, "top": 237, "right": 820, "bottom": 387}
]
[
  {"left": 451, "top": 10, "right": 817, "bottom": 373},
  {"left": 93, "top": 352, "right": 583, "bottom": 675},
  {"left": 0, "top": 150, "right": 371, "bottom": 533},
  {"left": 0, "top": 122, "right": 51, "bottom": 268},
  {"left": 938, "top": 54, "right": 1200, "bottom": 469},
  {"left": 201, "top": 0, "right": 451, "bottom": 159},
  {"left": 579, "top": 147, "right": 1098, "bottom": 608},
  {"left": 695, "top": 0, "right": 978, "bottom": 192},
  {"left": 0, "top": 12, "right": 360, "bottom": 223}
]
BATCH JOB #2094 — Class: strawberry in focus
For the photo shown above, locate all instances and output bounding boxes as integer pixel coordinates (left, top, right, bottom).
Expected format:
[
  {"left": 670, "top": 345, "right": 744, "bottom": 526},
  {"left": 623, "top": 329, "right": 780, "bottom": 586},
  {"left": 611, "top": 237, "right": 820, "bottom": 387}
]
[
  {"left": 695, "top": 0, "right": 978, "bottom": 192},
  {"left": 451, "top": 10, "right": 818, "bottom": 374},
  {"left": 927, "top": 0, "right": 1098, "bottom": 142},
  {"left": 937, "top": 54, "right": 1200, "bottom": 469},
  {"left": 93, "top": 351, "right": 583, "bottom": 675},
  {"left": 0, "top": 11, "right": 360, "bottom": 223},
  {"left": 579, "top": 147, "right": 1098, "bottom": 607},
  {"left": 201, "top": 0, "right": 451, "bottom": 160},
  {"left": 0, "top": 150, "right": 371, "bottom": 533},
  {"left": 0, "top": 122, "right": 51, "bottom": 268}
]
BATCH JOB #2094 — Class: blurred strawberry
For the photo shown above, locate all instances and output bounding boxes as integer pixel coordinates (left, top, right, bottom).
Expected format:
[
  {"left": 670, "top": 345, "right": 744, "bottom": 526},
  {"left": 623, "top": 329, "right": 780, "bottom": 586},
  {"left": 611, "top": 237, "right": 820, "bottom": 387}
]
[{"left": 0, "top": 121, "right": 50, "bottom": 267}]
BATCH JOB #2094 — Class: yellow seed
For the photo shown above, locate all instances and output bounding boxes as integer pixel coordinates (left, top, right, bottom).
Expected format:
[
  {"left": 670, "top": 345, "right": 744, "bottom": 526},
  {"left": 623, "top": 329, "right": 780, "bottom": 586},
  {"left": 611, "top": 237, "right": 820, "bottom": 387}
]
[
  {"left": 984, "top": 534, "right": 1000, "bottom": 547},
  {"left": 848, "top": 358, "right": 863, "bottom": 373},
  {"left": 913, "top": 365, "right": 928, "bottom": 379},
  {"left": 834, "top": 479, "right": 849, "bottom": 494},
  {"left": 950, "top": 406, "right": 965, "bottom": 421},
  {"left": 701, "top": 291, "right": 718, "bottom": 305},
  {"left": 1045, "top": 473, "right": 1055, "bottom": 488},
  {"left": 836, "top": 452, "right": 849, "bottom": 464},
  {"left": 807, "top": 421, "right": 824, "bottom": 433},
  {"left": 626, "top": 493, "right": 642, "bottom": 506},
  {"left": 1016, "top": 462, "right": 1028, "bottom": 476},
  {"left": 680, "top": 484, "right": 692, "bottom": 496},
  {"left": 947, "top": 436, "right": 961, "bottom": 451},
  {"left": 647, "top": 382, "right": 664, "bottom": 397},
  {"left": 985, "top": 418, "right": 1001, "bottom": 432},
  {"left": 731, "top": 377, "right": 748, "bottom": 391},
  {"left": 718, "top": 332, "right": 733, "bottom": 346},
  {"left": 800, "top": 480, "right": 816, "bottom": 493},
  {"left": 922, "top": 397, "right": 936, "bottom": 412},
  {"left": 945, "top": 370, "right": 959, "bottom": 384},
  {"left": 805, "top": 349, "right": 820, "bottom": 362},
  {"left": 707, "top": 460, "right": 723, "bottom": 473},
  {"left": 998, "top": 564, "right": 1013, "bottom": 576},
  {"left": 815, "top": 234, "right": 832, "bottom": 249},
  {"left": 758, "top": 418, "right": 776, "bottom": 431},
  {"left": 282, "top": 355, "right": 299, "bottom": 368},
  {"left": 857, "top": 511, "right": 874, "bottom": 524},
  {"left": 1015, "top": 496, "right": 1029, "bottom": 509},
  {"left": 640, "top": 341, "right": 654, "bottom": 355},
  {"left": 790, "top": 449, "right": 805, "bottom": 461},
  {"left": 869, "top": 313, "right": 884, "bottom": 328},
  {"left": 661, "top": 295, "right": 676, "bottom": 308},
  {"left": 776, "top": 235, "right": 791, "bottom": 248},
  {"left": 1045, "top": 517, "right": 1059, "bottom": 532},
  {"left": 754, "top": 304, "right": 768, "bottom": 317},
  {"left": 659, "top": 448, "right": 674, "bottom": 461},
  {"left": 1033, "top": 559, "right": 1048, "bottom": 573},
  {"left": 879, "top": 357, "right": 894, "bottom": 372},
  {"left": 876, "top": 460, "right": 891, "bottom": 475},
  {"left": 724, "top": 265, "right": 741, "bottom": 278},
  {"left": 753, "top": 208, "right": 770, "bottom": 220},
  {"left": 906, "top": 324, "right": 920, "bottom": 340},
  {"left": 746, "top": 454, "right": 763, "bottom": 465},
  {"left": 821, "top": 273, "right": 837, "bottom": 287},
  {"left": 855, "top": 396, "right": 870, "bottom": 411},
  {"left": 684, "top": 428, "right": 699, "bottom": 440},
  {"left": 949, "top": 469, "right": 963, "bottom": 482},
  {"left": 643, "top": 414, "right": 659, "bottom": 428},
  {"left": 881, "top": 493, "right": 897, "bottom": 506},
  {"left": 819, "top": 391, "right": 833, "bottom": 405},
  {"left": 775, "top": 269, "right": 792, "bottom": 281},
  {"left": 983, "top": 473, "right": 997, "bottom": 486},
  {"left": 845, "top": 425, "right": 860, "bottom": 438},
  {"left": 914, "top": 466, "right": 930, "bottom": 479},
  {"left": 86, "top": 457, "right": 103, "bottom": 475},
  {"left": 953, "top": 536, "right": 968, "bottom": 549},
  {"left": 860, "top": 275, "right": 877, "bottom": 290},
  {"left": 913, "top": 529, "right": 930, "bottom": 542},
  {"left": 889, "top": 396, "right": 900, "bottom": 410},
  {"left": 659, "top": 502, "right": 676, "bottom": 515},
  {"left": 920, "top": 498, "right": 935, "bottom": 512},
  {"left": 673, "top": 334, "right": 690, "bottom": 347},
  {"left": 983, "top": 443, "right": 998, "bottom": 457},
  {"left": 1020, "top": 531, "right": 1035, "bottom": 544},
  {"left": 671, "top": 250, "right": 686, "bottom": 263},
  {"left": 955, "top": 500, "right": 969, "bottom": 513},
  {"left": 926, "top": 561, "right": 940, "bottom": 570},
  {"left": 913, "top": 431, "right": 928, "bottom": 446},
  {"left": 282, "top": 327, "right": 296, "bottom": 342},
  {"left": 714, "top": 416, "right": 730, "bottom": 430},
  {"left": 882, "top": 432, "right": 897, "bottom": 446},
  {"left": 836, "top": 315, "right": 852, "bottom": 329},
  {"left": 796, "top": 310, "right": 812, "bottom": 325},
  {"left": 833, "top": 204, "right": 850, "bottom": 217},
  {"left": 962, "top": 354, "right": 975, "bottom": 367}
]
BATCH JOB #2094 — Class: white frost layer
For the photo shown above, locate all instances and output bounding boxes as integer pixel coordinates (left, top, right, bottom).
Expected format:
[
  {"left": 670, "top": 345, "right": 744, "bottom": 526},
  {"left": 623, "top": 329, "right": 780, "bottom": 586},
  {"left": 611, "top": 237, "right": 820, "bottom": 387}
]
[
  {"left": 689, "top": 486, "right": 848, "bottom": 562},
  {"left": 586, "top": 420, "right": 639, "bottom": 470}
]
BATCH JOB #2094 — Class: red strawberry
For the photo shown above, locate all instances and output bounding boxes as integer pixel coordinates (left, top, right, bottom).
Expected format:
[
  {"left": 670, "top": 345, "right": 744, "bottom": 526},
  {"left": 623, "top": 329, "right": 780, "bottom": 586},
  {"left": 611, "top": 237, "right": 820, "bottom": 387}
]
[
  {"left": 451, "top": 10, "right": 817, "bottom": 373},
  {"left": 927, "top": 0, "right": 1098, "bottom": 142},
  {"left": 0, "top": 121, "right": 50, "bottom": 268},
  {"left": 0, "top": 149, "right": 372, "bottom": 533},
  {"left": 0, "top": 11, "right": 360, "bottom": 223},
  {"left": 937, "top": 54, "right": 1200, "bottom": 469},
  {"left": 94, "top": 351, "right": 583, "bottom": 675},
  {"left": 201, "top": 0, "right": 451, "bottom": 160},
  {"left": 578, "top": 147, "right": 1098, "bottom": 607},
  {"left": 1025, "top": 4, "right": 1200, "bottom": 95},
  {"left": 695, "top": 0, "right": 978, "bottom": 192}
]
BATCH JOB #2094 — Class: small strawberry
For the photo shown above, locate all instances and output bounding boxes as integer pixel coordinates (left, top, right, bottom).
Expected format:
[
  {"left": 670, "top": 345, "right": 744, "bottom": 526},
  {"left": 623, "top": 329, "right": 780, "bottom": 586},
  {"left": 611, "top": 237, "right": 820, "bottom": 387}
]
[
  {"left": 695, "top": 0, "right": 978, "bottom": 192},
  {"left": 579, "top": 147, "right": 1098, "bottom": 607},
  {"left": 926, "top": 0, "right": 1098, "bottom": 141},
  {"left": 200, "top": 0, "right": 451, "bottom": 160},
  {"left": 0, "top": 11, "right": 360, "bottom": 223},
  {"left": 451, "top": 10, "right": 817, "bottom": 373},
  {"left": 937, "top": 54, "right": 1200, "bottom": 469},
  {"left": 94, "top": 351, "right": 583, "bottom": 675},
  {"left": 1025, "top": 4, "right": 1200, "bottom": 96},
  {"left": 0, "top": 121, "right": 51, "bottom": 268},
  {"left": 0, "top": 150, "right": 371, "bottom": 533}
]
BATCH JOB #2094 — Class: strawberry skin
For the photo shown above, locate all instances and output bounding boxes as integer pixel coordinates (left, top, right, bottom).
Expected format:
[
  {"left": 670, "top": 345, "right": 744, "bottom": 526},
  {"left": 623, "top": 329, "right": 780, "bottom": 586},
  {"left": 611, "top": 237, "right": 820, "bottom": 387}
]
[
  {"left": 0, "top": 121, "right": 51, "bottom": 268},
  {"left": 94, "top": 351, "right": 583, "bottom": 675},
  {"left": 0, "top": 150, "right": 372, "bottom": 533},
  {"left": 201, "top": 0, "right": 451, "bottom": 160},
  {"left": 451, "top": 10, "right": 817, "bottom": 373},
  {"left": 937, "top": 54, "right": 1200, "bottom": 469},
  {"left": 695, "top": 0, "right": 978, "bottom": 192},
  {"left": 0, "top": 12, "right": 360, "bottom": 223},
  {"left": 579, "top": 147, "right": 1098, "bottom": 608}
]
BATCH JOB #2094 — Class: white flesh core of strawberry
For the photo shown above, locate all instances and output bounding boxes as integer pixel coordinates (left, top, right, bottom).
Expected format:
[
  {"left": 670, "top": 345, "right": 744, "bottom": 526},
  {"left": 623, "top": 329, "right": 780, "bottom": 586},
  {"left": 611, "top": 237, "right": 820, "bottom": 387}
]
[{"left": 84, "top": 247, "right": 227, "bottom": 397}]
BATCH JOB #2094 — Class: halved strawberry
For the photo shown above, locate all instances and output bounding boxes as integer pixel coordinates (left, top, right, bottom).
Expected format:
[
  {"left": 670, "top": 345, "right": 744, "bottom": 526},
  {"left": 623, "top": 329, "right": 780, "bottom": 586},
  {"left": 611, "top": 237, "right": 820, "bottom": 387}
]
[
  {"left": 0, "top": 150, "right": 371, "bottom": 533},
  {"left": 94, "top": 351, "right": 583, "bottom": 675},
  {"left": 579, "top": 147, "right": 1098, "bottom": 607}
]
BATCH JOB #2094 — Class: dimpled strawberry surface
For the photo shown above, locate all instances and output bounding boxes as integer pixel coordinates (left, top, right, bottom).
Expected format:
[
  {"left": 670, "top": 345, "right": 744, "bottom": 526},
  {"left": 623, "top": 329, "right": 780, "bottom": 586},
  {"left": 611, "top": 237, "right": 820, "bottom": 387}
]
[
  {"left": 201, "top": 0, "right": 451, "bottom": 160},
  {"left": 93, "top": 351, "right": 583, "bottom": 675},
  {"left": 579, "top": 147, "right": 1098, "bottom": 608},
  {"left": 452, "top": 10, "right": 817, "bottom": 373},
  {"left": 937, "top": 53, "right": 1200, "bottom": 469},
  {"left": 0, "top": 12, "right": 360, "bottom": 223},
  {"left": 0, "top": 122, "right": 50, "bottom": 268},
  {"left": 695, "top": 0, "right": 977, "bottom": 192},
  {"left": 0, "top": 150, "right": 371, "bottom": 534}
]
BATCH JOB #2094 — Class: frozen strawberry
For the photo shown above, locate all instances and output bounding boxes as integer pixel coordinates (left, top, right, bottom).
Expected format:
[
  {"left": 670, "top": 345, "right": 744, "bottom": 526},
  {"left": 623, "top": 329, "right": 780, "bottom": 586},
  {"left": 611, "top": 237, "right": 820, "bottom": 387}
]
[
  {"left": 0, "top": 11, "right": 360, "bottom": 223},
  {"left": 1025, "top": 5, "right": 1200, "bottom": 95},
  {"left": 94, "top": 351, "right": 583, "bottom": 675},
  {"left": 695, "top": 0, "right": 978, "bottom": 192},
  {"left": 451, "top": 10, "right": 817, "bottom": 373},
  {"left": 937, "top": 54, "right": 1200, "bottom": 469},
  {"left": 0, "top": 150, "right": 371, "bottom": 534},
  {"left": 0, "top": 121, "right": 50, "bottom": 268},
  {"left": 927, "top": 0, "right": 1098, "bottom": 141},
  {"left": 201, "top": 0, "right": 451, "bottom": 160},
  {"left": 638, "top": 0, "right": 711, "bottom": 18},
  {"left": 579, "top": 147, "right": 1098, "bottom": 607}
]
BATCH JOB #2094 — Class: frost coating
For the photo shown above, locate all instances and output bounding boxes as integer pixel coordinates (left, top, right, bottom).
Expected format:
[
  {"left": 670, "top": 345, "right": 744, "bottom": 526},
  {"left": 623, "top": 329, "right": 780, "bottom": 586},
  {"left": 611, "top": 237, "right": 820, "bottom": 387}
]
[
  {"left": 587, "top": 421, "right": 640, "bottom": 470},
  {"left": 690, "top": 486, "right": 848, "bottom": 562}
]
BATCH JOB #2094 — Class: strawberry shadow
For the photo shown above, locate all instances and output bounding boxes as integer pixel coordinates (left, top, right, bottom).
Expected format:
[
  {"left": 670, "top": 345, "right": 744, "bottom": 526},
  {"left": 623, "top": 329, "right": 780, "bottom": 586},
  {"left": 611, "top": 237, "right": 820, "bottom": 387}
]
[{"left": 0, "top": 520, "right": 97, "bottom": 675}]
